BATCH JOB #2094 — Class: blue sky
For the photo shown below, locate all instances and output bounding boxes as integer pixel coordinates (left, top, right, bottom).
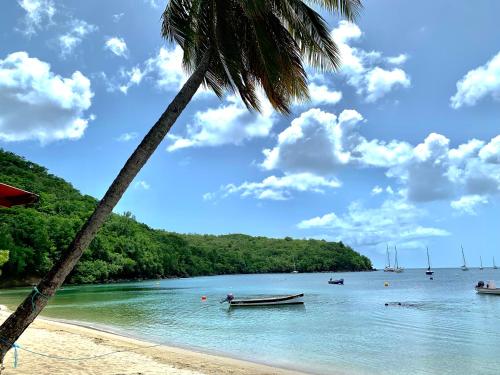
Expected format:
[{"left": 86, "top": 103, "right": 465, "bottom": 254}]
[{"left": 1, "top": 0, "right": 500, "bottom": 269}]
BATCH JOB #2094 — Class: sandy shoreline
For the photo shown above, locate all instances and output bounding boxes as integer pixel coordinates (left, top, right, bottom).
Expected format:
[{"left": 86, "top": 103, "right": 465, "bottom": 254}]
[{"left": 0, "top": 307, "right": 306, "bottom": 375}]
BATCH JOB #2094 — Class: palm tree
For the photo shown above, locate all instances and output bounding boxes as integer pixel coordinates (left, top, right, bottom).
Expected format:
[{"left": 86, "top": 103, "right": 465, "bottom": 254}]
[{"left": 0, "top": 0, "right": 361, "bottom": 362}]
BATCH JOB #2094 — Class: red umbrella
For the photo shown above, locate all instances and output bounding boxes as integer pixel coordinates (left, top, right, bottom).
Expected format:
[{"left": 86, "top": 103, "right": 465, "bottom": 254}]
[{"left": 0, "top": 183, "right": 39, "bottom": 208}]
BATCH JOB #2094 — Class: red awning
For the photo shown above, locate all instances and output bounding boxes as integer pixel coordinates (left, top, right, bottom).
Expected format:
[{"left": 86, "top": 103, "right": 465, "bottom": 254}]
[{"left": 0, "top": 183, "right": 39, "bottom": 208}]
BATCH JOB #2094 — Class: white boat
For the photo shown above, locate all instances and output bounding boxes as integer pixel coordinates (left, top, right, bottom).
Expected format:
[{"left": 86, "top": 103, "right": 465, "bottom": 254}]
[
  {"left": 475, "top": 281, "right": 500, "bottom": 295},
  {"left": 221, "top": 293, "right": 304, "bottom": 307},
  {"left": 384, "top": 245, "right": 394, "bottom": 272},
  {"left": 494, "top": 257, "right": 498, "bottom": 270},
  {"left": 425, "top": 247, "right": 434, "bottom": 275},
  {"left": 394, "top": 246, "right": 404, "bottom": 273},
  {"left": 461, "top": 246, "right": 469, "bottom": 271}
]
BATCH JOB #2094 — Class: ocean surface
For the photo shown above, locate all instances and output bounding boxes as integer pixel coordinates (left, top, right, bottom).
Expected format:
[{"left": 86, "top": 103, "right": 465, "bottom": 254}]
[{"left": 1, "top": 269, "right": 500, "bottom": 375}]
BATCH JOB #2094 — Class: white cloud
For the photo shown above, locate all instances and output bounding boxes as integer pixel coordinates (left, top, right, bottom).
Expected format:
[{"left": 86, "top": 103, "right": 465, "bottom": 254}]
[
  {"left": 371, "top": 186, "right": 383, "bottom": 195},
  {"left": 135, "top": 180, "right": 150, "bottom": 190},
  {"left": 330, "top": 21, "right": 411, "bottom": 102},
  {"left": 105, "top": 37, "right": 128, "bottom": 58},
  {"left": 297, "top": 199, "right": 450, "bottom": 247},
  {"left": 145, "top": 46, "right": 186, "bottom": 90},
  {"left": 112, "top": 13, "right": 124, "bottom": 23},
  {"left": 59, "top": 19, "right": 97, "bottom": 57},
  {"left": 364, "top": 67, "right": 410, "bottom": 102},
  {"left": 17, "top": 0, "right": 55, "bottom": 36},
  {"left": 167, "top": 93, "right": 276, "bottom": 151},
  {"left": 451, "top": 51, "right": 500, "bottom": 109},
  {"left": 451, "top": 195, "right": 488, "bottom": 215},
  {"left": 116, "top": 132, "right": 138, "bottom": 142},
  {"left": 387, "top": 54, "right": 408, "bottom": 65},
  {"left": 262, "top": 108, "right": 364, "bottom": 174},
  {"left": 0, "top": 52, "right": 94, "bottom": 143},
  {"left": 205, "top": 173, "right": 341, "bottom": 201},
  {"left": 307, "top": 82, "right": 342, "bottom": 105}
]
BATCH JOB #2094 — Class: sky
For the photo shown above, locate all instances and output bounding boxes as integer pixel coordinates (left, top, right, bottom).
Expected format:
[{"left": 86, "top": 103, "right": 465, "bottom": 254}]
[{"left": 1, "top": 0, "right": 500, "bottom": 269}]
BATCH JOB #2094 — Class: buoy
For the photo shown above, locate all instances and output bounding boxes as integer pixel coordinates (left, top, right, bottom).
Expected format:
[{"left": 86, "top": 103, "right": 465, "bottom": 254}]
[
  {"left": 384, "top": 281, "right": 389, "bottom": 287},
  {"left": 201, "top": 296, "right": 207, "bottom": 301}
]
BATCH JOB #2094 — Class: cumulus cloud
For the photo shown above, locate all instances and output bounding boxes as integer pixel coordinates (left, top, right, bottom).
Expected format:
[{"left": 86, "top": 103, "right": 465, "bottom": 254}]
[
  {"left": 105, "top": 37, "right": 128, "bottom": 58},
  {"left": 451, "top": 51, "right": 500, "bottom": 108},
  {"left": 167, "top": 93, "right": 276, "bottom": 151},
  {"left": 0, "top": 52, "right": 94, "bottom": 143},
  {"left": 17, "top": 0, "right": 55, "bottom": 36},
  {"left": 297, "top": 199, "right": 450, "bottom": 247},
  {"left": 262, "top": 108, "right": 364, "bottom": 174},
  {"left": 205, "top": 173, "right": 341, "bottom": 201},
  {"left": 307, "top": 82, "right": 342, "bottom": 106},
  {"left": 331, "top": 21, "right": 411, "bottom": 102},
  {"left": 59, "top": 19, "right": 97, "bottom": 57},
  {"left": 145, "top": 46, "right": 185, "bottom": 90}
]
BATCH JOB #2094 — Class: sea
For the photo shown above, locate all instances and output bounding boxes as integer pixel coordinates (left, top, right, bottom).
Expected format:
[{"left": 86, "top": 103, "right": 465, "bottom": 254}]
[{"left": 1, "top": 269, "right": 499, "bottom": 375}]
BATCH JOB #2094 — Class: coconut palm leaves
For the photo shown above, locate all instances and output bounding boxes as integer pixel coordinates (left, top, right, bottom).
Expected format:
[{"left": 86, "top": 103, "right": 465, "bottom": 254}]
[{"left": 162, "top": 0, "right": 361, "bottom": 114}]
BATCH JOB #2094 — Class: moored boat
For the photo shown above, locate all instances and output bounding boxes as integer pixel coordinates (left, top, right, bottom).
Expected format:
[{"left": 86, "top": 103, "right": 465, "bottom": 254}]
[
  {"left": 221, "top": 293, "right": 304, "bottom": 307},
  {"left": 384, "top": 245, "right": 394, "bottom": 272},
  {"left": 425, "top": 247, "right": 434, "bottom": 275},
  {"left": 328, "top": 278, "right": 344, "bottom": 285},
  {"left": 461, "top": 246, "right": 469, "bottom": 271},
  {"left": 394, "top": 246, "right": 404, "bottom": 273}
]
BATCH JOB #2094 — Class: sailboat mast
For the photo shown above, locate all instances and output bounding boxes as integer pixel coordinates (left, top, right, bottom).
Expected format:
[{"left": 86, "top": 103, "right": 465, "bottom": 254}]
[
  {"left": 494, "top": 257, "right": 497, "bottom": 268},
  {"left": 394, "top": 246, "right": 399, "bottom": 269},
  {"left": 387, "top": 245, "right": 391, "bottom": 268},
  {"left": 461, "top": 245, "right": 467, "bottom": 267},
  {"left": 480, "top": 256, "right": 483, "bottom": 269},
  {"left": 426, "top": 246, "right": 431, "bottom": 270}
]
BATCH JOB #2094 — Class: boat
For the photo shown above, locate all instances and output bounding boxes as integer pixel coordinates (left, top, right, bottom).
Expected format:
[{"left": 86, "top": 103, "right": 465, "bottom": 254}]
[
  {"left": 461, "top": 246, "right": 469, "bottom": 271},
  {"left": 494, "top": 257, "right": 498, "bottom": 270},
  {"left": 480, "top": 256, "right": 484, "bottom": 271},
  {"left": 384, "top": 245, "right": 394, "bottom": 272},
  {"left": 221, "top": 293, "right": 304, "bottom": 307},
  {"left": 425, "top": 247, "right": 434, "bottom": 275},
  {"left": 328, "top": 278, "right": 344, "bottom": 285},
  {"left": 291, "top": 257, "right": 299, "bottom": 273},
  {"left": 475, "top": 280, "right": 500, "bottom": 295},
  {"left": 394, "top": 246, "right": 404, "bottom": 273}
]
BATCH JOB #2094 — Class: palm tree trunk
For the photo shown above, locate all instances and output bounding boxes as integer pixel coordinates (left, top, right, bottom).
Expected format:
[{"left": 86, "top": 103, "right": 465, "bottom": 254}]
[{"left": 0, "top": 51, "right": 211, "bottom": 364}]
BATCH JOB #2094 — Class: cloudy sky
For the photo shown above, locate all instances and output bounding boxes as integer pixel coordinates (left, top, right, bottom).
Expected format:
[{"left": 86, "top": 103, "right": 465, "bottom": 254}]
[{"left": 1, "top": 0, "right": 500, "bottom": 269}]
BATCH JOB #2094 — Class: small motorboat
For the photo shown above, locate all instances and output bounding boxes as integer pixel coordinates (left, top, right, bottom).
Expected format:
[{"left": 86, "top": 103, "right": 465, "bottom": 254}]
[
  {"left": 475, "top": 280, "right": 500, "bottom": 295},
  {"left": 221, "top": 293, "right": 304, "bottom": 307},
  {"left": 328, "top": 278, "right": 344, "bottom": 285}
]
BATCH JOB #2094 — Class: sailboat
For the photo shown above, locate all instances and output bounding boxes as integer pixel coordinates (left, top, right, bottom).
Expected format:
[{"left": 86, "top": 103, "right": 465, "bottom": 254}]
[
  {"left": 494, "top": 257, "right": 498, "bottom": 270},
  {"left": 480, "top": 256, "right": 484, "bottom": 271},
  {"left": 384, "top": 245, "right": 394, "bottom": 272},
  {"left": 461, "top": 246, "right": 469, "bottom": 271},
  {"left": 425, "top": 247, "right": 434, "bottom": 275},
  {"left": 291, "top": 257, "right": 299, "bottom": 273},
  {"left": 394, "top": 246, "right": 404, "bottom": 273}
]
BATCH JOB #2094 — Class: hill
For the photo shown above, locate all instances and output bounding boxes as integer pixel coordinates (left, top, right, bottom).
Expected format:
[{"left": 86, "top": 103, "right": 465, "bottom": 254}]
[{"left": 0, "top": 149, "right": 372, "bottom": 285}]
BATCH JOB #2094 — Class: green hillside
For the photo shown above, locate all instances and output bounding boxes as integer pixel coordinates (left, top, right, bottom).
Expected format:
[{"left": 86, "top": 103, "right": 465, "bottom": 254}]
[{"left": 0, "top": 149, "right": 372, "bottom": 285}]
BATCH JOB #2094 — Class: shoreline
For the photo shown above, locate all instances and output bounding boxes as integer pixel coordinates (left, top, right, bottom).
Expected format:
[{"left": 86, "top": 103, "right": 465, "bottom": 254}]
[{"left": 0, "top": 306, "right": 308, "bottom": 375}]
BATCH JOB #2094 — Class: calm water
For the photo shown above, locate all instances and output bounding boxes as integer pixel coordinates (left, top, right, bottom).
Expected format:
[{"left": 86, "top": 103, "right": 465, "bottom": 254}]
[{"left": 1, "top": 269, "right": 500, "bottom": 374}]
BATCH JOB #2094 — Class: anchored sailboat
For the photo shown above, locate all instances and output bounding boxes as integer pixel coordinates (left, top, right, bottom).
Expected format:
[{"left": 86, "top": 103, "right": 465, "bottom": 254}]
[
  {"left": 384, "top": 245, "right": 394, "bottom": 272},
  {"left": 461, "top": 246, "right": 469, "bottom": 271},
  {"left": 494, "top": 257, "right": 498, "bottom": 270},
  {"left": 425, "top": 247, "right": 434, "bottom": 275},
  {"left": 394, "top": 246, "right": 404, "bottom": 273},
  {"left": 480, "top": 256, "right": 484, "bottom": 271}
]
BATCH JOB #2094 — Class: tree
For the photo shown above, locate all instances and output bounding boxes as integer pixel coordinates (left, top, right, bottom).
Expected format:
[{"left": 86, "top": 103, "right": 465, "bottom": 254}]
[{"left": 0, "top": 0, "right": 362, "bottom": 363}]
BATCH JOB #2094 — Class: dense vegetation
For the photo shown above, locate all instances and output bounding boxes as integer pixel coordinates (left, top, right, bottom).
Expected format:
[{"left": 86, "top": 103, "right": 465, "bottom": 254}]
[{"left": 0, "top": 149, "right": 372, "bottom": 285}]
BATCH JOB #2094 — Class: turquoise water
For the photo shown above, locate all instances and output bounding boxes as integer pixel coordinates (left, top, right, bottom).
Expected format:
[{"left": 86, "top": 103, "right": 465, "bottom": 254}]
[{"left": 1, "top": 269, "right": 500, "bottom": 374}]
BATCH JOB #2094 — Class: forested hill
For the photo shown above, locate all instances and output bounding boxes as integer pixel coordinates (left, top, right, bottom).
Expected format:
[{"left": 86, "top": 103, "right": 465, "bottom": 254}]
[{"left": 0, "top": 149, "right": 373, "bottom": 285}]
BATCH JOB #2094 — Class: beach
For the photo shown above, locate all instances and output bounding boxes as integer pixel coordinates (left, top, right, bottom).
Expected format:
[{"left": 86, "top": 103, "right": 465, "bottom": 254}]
[{"left": 0, "top": 308, "right": 304, "bottom": 375}]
